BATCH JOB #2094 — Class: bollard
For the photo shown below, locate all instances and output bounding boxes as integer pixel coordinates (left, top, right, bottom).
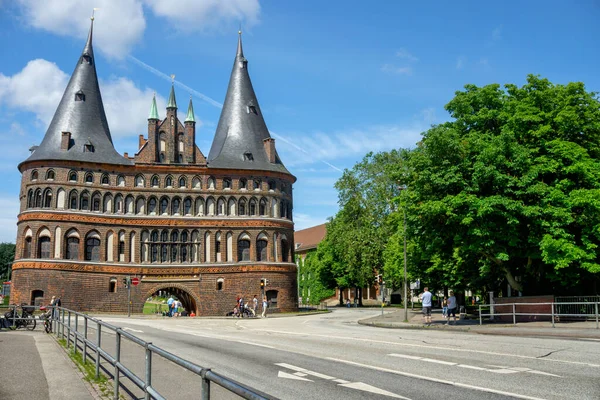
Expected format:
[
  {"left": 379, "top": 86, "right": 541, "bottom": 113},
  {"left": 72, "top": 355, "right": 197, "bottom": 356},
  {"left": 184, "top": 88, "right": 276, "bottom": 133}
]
[
  {"left": 95, "top": 323, "right": 102, "bottom": 379},
  {"left": 114, "top": 331, "right": 121, "bottom": 400},
  {"left": 11, "top": 304, "right": 16, "bottom": 328},
  {"left": 145, "top": 343, "right": 152, "bottom": 400},
  {"left": 551, "top": 303, "right": 555, "bottom": 328},
  {"left": 479, "top": 305, "right": 482, "bottom": 326},
  {"left": 512, "top": 303, "right": 516, "bottom": 325}
]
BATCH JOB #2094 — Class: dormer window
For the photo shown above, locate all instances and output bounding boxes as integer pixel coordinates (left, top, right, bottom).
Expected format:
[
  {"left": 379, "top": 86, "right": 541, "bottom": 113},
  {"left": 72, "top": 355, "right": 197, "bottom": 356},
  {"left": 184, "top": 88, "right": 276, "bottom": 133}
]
[
  {"left": 82, "top": 53, "right": 92, "bottom": 65},
  {"left": 84, "top": 143, "right": 94, "bottom": 152},
  {"left": 244, "top": 152, "right": 254, "bottom": 161},
  {"left": 75, "top": 91, "right": 85, "bottom": 102},
  {"left": 247, "top": 105, "right": 257, "bottom": 114}
]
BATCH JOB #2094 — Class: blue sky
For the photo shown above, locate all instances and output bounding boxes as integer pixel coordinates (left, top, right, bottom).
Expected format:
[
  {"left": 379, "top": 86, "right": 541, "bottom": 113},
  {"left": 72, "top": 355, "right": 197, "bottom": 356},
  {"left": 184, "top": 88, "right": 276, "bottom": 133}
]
[{"left": 0, "top": 1, "right": 599, "bottom": 243}]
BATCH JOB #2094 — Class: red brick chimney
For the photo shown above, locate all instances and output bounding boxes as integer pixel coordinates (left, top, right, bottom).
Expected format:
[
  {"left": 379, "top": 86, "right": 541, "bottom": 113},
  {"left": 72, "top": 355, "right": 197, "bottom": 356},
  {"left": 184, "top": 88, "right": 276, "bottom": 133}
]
[
  {"left": 263, "top": 138, "right": 276, "bottom": 163},
  {"left": 61, "top": 132, "right": 71, "bottom": 150}
]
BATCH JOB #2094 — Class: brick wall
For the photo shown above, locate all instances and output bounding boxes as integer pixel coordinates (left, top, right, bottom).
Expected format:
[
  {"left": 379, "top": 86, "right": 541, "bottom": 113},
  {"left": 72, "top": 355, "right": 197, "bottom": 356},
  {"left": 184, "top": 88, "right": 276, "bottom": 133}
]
[{"left": 493, "top": 295, "right": 555, "bottom": 322}]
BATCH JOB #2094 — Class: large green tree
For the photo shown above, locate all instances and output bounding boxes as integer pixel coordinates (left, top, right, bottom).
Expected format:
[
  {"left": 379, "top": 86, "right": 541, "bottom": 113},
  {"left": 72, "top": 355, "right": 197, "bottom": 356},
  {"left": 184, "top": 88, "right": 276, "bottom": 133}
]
[
  {"left": 408, "top": 75, "right": 600, "bottom": 295},
  {"left": 0, "top": 242, "right": 16, "bottom": 281}
]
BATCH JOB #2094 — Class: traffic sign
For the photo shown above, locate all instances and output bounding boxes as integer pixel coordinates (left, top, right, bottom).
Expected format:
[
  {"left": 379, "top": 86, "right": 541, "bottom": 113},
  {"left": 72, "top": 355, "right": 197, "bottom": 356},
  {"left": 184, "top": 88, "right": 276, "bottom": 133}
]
[{"left": 131, "top": 277, "right": 140, "bottom": 286}]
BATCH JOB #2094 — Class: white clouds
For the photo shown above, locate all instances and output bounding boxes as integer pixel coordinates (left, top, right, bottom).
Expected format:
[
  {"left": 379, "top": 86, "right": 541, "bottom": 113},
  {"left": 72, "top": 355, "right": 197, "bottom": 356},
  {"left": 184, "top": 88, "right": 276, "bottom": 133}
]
[
  {"left": 293, "top": 213, "right": 328, "bottom": 231},
  {"left": 0, "top": 59, "right": 69, "bottom": 124},
  {"left": 381, "top": 64, "right": 412, "bottom": 75},
  {"left": 396, "top": 48, "right": 418, "bottom": 62},
  {"left": 144, "top": 0, "right": 261, "bottom": 31},
  {"left": 456, "top": 56, "right": 466, "bottom": 70},
  {"left": 0, "top": 59, "right": 167, "bottom": 141},
  {"left": 100, "top": 77, "right": 167, "bottom": 139},
  {"left": 16, "top": 0, "right": 146, "bottom": 59}
]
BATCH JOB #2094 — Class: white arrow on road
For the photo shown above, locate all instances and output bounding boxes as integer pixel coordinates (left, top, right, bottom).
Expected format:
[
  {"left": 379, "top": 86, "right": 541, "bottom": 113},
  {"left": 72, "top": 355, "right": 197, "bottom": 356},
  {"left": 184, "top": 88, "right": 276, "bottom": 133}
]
[
  {"left": 278, "top": 371, "right": 313, "bottom": 381},
  {"left": 123, "top": 327, "right": 143, "bottom": 333},
  {"left": 338, "top": 382, "right": 411, "bottom": 399}
]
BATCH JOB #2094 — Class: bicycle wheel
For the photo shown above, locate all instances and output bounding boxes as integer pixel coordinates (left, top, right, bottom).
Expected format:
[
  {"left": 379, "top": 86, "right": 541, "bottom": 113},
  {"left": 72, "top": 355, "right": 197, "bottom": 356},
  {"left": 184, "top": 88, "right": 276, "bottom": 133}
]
[
  {"left": 44, "top": 320, "right": 52, "bottom": 334},
  {"left": 26, "top": 315, "right": 36, "bottom": 331}
]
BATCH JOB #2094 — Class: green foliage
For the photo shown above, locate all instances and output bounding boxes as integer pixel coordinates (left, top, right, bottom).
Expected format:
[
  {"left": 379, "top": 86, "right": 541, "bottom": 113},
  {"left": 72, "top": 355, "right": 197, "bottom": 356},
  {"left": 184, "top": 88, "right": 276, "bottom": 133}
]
[
  {"left": 297, "top": 253, "right": 335, "bottom": 305},
  {"left": 407, "top": 75, "right": 600, "bottom": 294},
  {"left": 0, "top": 243, "right": 15, "bottom": 280}
]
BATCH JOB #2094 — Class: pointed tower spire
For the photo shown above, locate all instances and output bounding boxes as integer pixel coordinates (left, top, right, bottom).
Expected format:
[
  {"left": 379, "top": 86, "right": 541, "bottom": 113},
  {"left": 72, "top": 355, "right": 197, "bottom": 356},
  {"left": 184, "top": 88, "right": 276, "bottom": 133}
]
[
  {"left": 148, "top": 93, "right": 159, "bottom": 120},
  {"left": 167, "top": 76, "right": 177, "bottom": 109},
  {"left": 21, "top": 14, "right": 131, "bottom": 167},
  {"left": 207, "top": 33, "right": 289, "bottom": 174},
  {"left": 185, "top": 96, "right": 195, "bottom": 123}
]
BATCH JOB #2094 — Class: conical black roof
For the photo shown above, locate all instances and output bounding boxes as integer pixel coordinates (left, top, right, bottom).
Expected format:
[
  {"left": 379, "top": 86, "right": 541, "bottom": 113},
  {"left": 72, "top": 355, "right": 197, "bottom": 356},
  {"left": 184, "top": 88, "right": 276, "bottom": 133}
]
[
  {"left": 22, "top": 19, "right": 132, "bottom": 166},
  {"left": 207, "top": 33, "right": 289, "bottom": 174}
]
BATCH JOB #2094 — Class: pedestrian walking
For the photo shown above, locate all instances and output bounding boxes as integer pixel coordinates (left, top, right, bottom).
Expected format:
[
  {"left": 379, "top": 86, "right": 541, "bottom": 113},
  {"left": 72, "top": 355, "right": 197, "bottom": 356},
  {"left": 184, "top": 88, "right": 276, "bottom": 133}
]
[
  {"left": 262, "top": 296, "right": 268, "bottom": 318},
  {"left": 442, "top": 296, "right": 448, "bottom": 319},
  {"left": 420, "top": 287, "right": 432, "bottom": 325},
  {"left": 446, "top": 291, "right": 457, "bottom": 325},
  {"left": 252, "top": 295, "right": 258, "bottom": 316},
  {"left": 167, "top": 296, "right": 174, "bottom": 317}
]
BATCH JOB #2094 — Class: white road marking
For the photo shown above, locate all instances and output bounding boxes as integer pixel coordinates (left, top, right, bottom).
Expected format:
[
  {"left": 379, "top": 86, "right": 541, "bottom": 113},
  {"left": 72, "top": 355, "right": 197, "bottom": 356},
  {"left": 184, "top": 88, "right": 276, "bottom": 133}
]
[
  {"left": 293, "top": 372, "right": 308, "bottom": 377},
  {"left": 122, "top": 327, "right": 143, "bottom": 333},
  {"left": 278, "top": 371, "right": 313, "bottom": 381},
  {"left": 254, "top": 329, "right": 600, "bottom": 368},
  {"left": 275, "top": 363, "right": 335, "bottom": 380},
  {"left": 234, "top": 340, "right": 275, "bottom": 349},
  {"left": 333, "top": 379, "right": 349, "bottom": 384},
  {"left": 338, "top": 382, "right": 411, "bottom": 399},
  {"left": 457, "top": 365, "right": 487, "bottom": 371},
  {"left": 420, "top": 358, "right": 456, "bottom": 365},
  {"left": 327, "top": 357, "right": 549, "bottom": 400}
]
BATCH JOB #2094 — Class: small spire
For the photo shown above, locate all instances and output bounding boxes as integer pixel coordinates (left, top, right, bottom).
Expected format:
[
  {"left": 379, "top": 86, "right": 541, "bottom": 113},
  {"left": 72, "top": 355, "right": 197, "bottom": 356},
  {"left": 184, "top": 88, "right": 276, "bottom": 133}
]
[
  {"left": 82, "top": 10, "right": 96, "bottom": 57},
  {"left": 237, "top": 29, "right": 244, "bottom": 58},
  {"left": 148, "top": 92, "right": 159, "bottom": 120},
  {"left": 167, "top": 80, "right": 177, "bottom": 109},
  {"left": 185, "top": 96, "right": 195, "bottom": 123}
]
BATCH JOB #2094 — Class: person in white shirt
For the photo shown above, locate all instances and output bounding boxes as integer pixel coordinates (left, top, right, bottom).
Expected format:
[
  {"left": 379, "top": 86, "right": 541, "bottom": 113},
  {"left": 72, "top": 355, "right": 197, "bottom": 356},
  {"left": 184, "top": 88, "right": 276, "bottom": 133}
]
[
  {"left": 446, "top": 291, "right": 457, "bottom": 325},
  {"left": 420, "top": 287, "right": 433, "bottom": 325}
]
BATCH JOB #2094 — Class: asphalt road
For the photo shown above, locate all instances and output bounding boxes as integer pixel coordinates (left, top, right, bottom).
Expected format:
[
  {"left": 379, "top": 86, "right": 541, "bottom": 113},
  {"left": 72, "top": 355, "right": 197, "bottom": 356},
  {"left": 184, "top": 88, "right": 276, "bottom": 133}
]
[{"left": 91, "top": 308, "right": 600, "bottom": 400}]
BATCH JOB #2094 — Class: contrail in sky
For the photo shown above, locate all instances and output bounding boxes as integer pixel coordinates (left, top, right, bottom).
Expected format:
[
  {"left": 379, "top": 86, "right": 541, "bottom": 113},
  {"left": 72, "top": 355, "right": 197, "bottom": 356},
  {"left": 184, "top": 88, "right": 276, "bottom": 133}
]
[{"left": 128, "top": 55, "right": 343, "bottom": 173}]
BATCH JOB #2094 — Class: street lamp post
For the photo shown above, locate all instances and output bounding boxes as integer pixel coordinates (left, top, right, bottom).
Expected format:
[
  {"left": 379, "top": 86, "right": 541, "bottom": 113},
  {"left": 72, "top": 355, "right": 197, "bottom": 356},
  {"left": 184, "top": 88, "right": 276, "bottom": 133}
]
[{"left": 398, "top": 185, "right": 408, "bottom": 322}]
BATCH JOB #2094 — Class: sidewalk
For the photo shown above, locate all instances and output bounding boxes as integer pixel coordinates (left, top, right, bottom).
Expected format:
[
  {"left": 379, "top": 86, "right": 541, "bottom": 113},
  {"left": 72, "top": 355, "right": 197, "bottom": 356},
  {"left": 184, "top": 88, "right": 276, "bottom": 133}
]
[
  {"left": 0, "top": 330, "right": 97, "bottom": 400},
  {"left": 359, "top": 308, "right": 600, "bottom": 339}
]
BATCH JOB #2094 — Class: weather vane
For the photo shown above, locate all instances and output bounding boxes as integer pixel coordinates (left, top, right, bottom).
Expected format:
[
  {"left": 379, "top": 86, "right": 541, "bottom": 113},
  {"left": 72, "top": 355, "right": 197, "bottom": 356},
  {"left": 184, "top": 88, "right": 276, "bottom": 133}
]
[
  {"left": 170, "top": 74, "right": 176, "bottom": 84},
  {"left": 91, "top": 8, "right": 99, "bottom": 21}
]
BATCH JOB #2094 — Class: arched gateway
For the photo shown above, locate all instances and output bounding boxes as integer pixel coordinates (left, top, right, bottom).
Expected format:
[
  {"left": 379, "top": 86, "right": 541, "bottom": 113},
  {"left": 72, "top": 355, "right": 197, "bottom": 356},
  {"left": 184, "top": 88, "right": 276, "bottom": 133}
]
[{"left": 144, "top": 283, "right": 200, "bottom": 315}]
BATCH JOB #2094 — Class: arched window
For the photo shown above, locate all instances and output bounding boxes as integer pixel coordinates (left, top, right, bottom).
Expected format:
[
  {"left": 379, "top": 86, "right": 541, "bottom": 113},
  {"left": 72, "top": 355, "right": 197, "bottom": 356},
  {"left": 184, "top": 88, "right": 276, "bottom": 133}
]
[
  {"left": 253, "top": 179, "right": 261, "bottom": 190},
  {"left": 85, "top": 236, "right": 100, "bottom": 261},
  {"left": 195, "top": 197, "right": 205, "bottom": 216},
  {"left": 46, "top": 170, "right": 55, "bottom": 180},
  {"left": 160, "top": 197, "right": 169, "bottom": 214},
  {"left": 223, "top": 178, "right": 232, "bottom": 189},
  {"left": 216, "top": 278, "right": 224, "bottom": 291},
  {"left": 135, "top": 175, "right": 145, "bottom": 187},
  {"left": 117, "top": 175, "right": 125, "bottom": 187},
  {"left": 103, "top": 193, "right": 112, "bottom": 213},
  {"left": 101, "top": 174, "right": 109, "bottom": 185},
  {"left": 24, "top": 237, "right": 32, "bottom": 258},
  {"left": 114, "top": 195, "right": 124, "bottom": 213},
  {"left": 27, "top": 190, "right": 33, "bottom": 208},
  {"left": 80, "top": 192, "right": 90, "bottom": 210},
  {"left": 184, "top": 198, "right": 192, "bottom": 215},
  {"left": 34, "top": 189, "right": 42, "bottom": 208},
  {"left": 249, "top": 199, "right": 257, "bottom": 216},
  {"left": 217, "top": 198, "right": 225, "bottom": 215},
  {"left": 31, "top": 170, "right": 39, "bottom": 180},
  {"left": 66, "top": 236, "right": 79, "bottom": 260},
  {"left": 172, "top": 197, "right": 181, "bottom": 215},
  {"left": 69, "top": 190, "right": 78, "bottom": 209},
  {"left": 161, "top": 244, "right": 168, "bottom": 262},
  {"left": 85, "top": 173, "right": 93, "bottom": 183},
  {"left": 192, "top": 177, "right": 201, "bottom": 189},
  {"left": 148, "top": 198, "right": 157, "bottom": 215},
  {"left": 215, "top": 232, "right": 222, "bottom": 262},
  {"left": 237, "top": 234, "right": 251, "bottom": 262},
  {"left": 208, "top": 177, "right": 215, "bottom": 190},
  {"left": 43, "top": 189, "right": 53, "bottom": 208},
  {"left": 228, "top": 198, "right": 236, "bottom": 216},
  {"left": 256, "top": 237, "right": 268, "bottom": 262},
  {"left": 161, "top": 230, "right": 169, "bottom": 242},
  {"left": 268, "top": 180, "right": 276, "bottom": 191},
  {"left": 151, "top": 175, "right": 159, "bottom": 187},
  {"left": 259, "top": 198, "right": 267, "bottom": 216},
  {"left": 239, "top": 178, "right": 247, "bottom": 190},
  {"left": 178, "top": 176, "right": 186, "bottom": 188},
  {"left": 92, "top": 193, "right": 101, "bottom": 212},
  {"left": 239, "top": 198, "right": 247, "bottom": 216},
  {"left": 69, "top": 171, "right": 78, "bottom": 182},
  {"left": 171, "top": 230, "right": 179, "bottom": 242},
  {"left": 136, "top": 197, "right": 145, "bottom": 214},
  {"left": 206, "top": 197, "right": 215, "bottom": 216},
  {"left": 165, "top": 176, "right": 173, "bottom": 187},
  {"left": 178, "top": 154, "right": 183, "bottom": 163},
  {"left": 281, "top": 238, "right": 290, "bottom": 262},
  {"left": 171, "top": 244, "right": 178, "bottom": 262},
  {"left": 38, "top": 237, "right": 51, "bottom": 258}
]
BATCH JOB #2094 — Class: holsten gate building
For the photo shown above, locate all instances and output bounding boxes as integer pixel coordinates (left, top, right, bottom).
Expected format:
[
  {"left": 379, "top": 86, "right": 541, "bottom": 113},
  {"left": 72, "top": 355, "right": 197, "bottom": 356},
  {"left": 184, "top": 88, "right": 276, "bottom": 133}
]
[{"left": 11, "top": 21, "right": 297, "bottom": 315}]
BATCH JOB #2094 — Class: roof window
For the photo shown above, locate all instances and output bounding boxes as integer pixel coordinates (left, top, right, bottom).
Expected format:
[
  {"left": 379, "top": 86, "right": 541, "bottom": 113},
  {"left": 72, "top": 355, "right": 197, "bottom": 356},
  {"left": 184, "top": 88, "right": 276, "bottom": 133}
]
[
  {"left": 244, "top": 152, "right": 254, "bottom": 161},
  {"left": 82, "top": 53, "right": 93, "bottom": 65},
  {"left": 75, "top": 90, "right": 85, "bottom": 102}
]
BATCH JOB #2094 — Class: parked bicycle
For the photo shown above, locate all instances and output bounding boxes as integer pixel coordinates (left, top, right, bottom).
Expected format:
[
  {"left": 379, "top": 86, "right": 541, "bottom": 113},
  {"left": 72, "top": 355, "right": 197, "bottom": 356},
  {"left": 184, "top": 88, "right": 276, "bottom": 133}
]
[
  {"left": 3, "top": 304, "right": 37, "bottom": 330},
  {"left": 39, "top": 305, "right": 53, "bottom": 333}
]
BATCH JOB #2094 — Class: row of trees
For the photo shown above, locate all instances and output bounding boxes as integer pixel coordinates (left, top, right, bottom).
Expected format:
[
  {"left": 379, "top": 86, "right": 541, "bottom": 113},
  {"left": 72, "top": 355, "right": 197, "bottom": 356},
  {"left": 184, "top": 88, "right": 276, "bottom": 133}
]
[
  {"left": 0, "top": 243, "right": 15, "bottom": 281},
  {"left": 307, "top": 75, "right": 600, "bottom": 303}
]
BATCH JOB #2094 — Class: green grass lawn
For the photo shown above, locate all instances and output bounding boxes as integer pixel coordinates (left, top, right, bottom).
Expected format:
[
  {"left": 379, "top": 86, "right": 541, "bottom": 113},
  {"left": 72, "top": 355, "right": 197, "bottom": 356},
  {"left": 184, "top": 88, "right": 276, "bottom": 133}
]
[{"left": 143, "top": 301, "right": 169, "bottom": 315}]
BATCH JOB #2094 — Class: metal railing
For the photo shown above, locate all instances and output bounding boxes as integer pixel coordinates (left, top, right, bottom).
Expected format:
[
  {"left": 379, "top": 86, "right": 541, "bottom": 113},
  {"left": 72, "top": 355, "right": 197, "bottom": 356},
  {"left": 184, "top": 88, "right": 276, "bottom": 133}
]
[
  {"left": 49, "top": 307, "right": 277, "bottom": 400},
  {"left": 478, "top": 302, "right": 599, "bottom": 329},
  {"left": 1, "top": 304, "right": 44, "bottom": 328}
]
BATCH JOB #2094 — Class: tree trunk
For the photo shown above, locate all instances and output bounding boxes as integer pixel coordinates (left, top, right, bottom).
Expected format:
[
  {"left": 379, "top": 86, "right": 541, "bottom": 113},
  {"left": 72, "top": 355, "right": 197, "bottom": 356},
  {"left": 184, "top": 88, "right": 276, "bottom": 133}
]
[
  {"left": 504, "top": 267, "right": 523, "bottom": 293},
  {"left": 338, "top": 288, "right": 344, "bottom": 306},
  {"left": 358, "top": 287, "right": 363, "bottom": 307}
]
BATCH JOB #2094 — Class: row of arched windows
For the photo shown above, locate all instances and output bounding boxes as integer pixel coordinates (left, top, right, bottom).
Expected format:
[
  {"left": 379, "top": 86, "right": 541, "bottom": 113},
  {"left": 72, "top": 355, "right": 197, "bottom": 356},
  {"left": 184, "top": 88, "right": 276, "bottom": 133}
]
[
  {"left": 26, "top": 188, "right": 293, "bottom": 219},
  {"left": 21, "top": 226, "right": 292, "bottom": 264},
  {"left": 30, "top": 169, "right": 290, "bottom": 194}
]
